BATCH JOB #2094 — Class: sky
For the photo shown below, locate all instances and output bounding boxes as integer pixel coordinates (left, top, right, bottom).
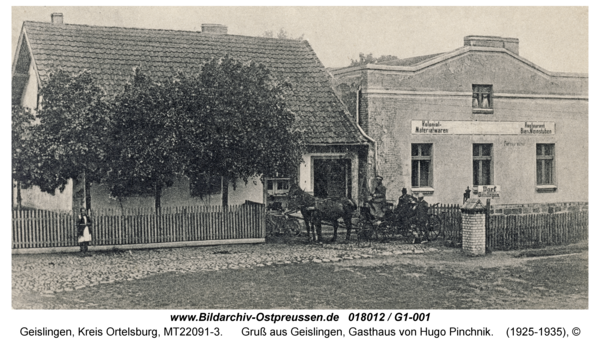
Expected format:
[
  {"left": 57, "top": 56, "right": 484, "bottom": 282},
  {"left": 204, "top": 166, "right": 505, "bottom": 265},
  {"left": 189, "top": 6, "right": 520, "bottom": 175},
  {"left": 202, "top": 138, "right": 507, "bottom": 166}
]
[{"left": 11, "top": 6, "right": 589, "bottom": 74}]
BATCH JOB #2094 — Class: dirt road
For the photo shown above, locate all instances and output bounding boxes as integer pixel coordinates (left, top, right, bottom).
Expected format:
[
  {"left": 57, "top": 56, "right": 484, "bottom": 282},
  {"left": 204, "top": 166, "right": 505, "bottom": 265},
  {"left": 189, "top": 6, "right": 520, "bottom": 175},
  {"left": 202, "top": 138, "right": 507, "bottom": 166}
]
[{"left": 12, "top": 240, "right": 587, "bottom": 309}]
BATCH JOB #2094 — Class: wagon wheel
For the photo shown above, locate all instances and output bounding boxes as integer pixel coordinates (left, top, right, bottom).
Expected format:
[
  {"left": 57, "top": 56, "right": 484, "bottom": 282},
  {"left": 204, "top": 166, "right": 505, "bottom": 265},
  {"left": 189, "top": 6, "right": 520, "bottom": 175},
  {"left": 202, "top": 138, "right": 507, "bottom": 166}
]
[
  {"left": 375, "top": 221, "right": 394, "bottom": 241},
  {"left": 409, "top": 219, "right": 427, "bottom": 244},
  {"left": 284, "top": 218, "right": 302, "bottom": 237},
  {"left": 356, "top": 219, "right": 375, "bottom": 242},
  {"left": 394, "top": 215, "right": 412, "bottom": 237},
  {"left": 266, "top": 214, "right": 277, "bottom": 237},
  {"left": 425, "top": 215, "right": 442, "bottom": 241},
  {"left": 396, "top": 217, "right": 416, "bottom": 243}
]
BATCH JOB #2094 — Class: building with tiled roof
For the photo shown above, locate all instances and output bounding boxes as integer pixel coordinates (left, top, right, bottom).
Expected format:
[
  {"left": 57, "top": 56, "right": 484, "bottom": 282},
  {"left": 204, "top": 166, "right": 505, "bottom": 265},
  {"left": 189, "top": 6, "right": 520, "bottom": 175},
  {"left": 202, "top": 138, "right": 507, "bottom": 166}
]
[
  {"left": 13, "top": 13, "right": 371, "bottom": 211},
  {"left": 331, "top": 35, "right": 588, "bottom": 214}
]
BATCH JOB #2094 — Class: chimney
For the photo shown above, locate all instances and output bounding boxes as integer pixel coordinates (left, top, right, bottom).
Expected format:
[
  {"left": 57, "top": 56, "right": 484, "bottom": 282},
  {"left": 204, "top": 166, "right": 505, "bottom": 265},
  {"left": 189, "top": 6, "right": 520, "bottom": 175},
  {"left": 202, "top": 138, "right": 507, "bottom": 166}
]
[
  {"left": 201, "top": 24, "right": 228, "bottom": 35},
  {"left": 51, "top": 13, "right": 64, "bottom": 24},
  {"left": 464, "top": 35, "right": 519, "bottom": 55}
]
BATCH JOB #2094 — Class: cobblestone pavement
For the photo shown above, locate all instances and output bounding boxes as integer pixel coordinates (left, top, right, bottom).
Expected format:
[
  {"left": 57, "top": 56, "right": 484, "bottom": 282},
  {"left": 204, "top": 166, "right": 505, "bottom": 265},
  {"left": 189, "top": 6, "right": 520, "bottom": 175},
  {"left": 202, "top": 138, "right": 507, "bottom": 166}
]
[{"left": 12, "top": 240, "right": 436, "bottom": 297}]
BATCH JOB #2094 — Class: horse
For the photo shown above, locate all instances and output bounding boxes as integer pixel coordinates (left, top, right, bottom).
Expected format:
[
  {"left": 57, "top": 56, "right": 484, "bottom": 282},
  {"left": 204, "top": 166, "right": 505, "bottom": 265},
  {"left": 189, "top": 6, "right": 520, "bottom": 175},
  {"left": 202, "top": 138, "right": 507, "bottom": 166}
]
[{"left": 287, "top": 185, "right": 356, "bottom": 242}]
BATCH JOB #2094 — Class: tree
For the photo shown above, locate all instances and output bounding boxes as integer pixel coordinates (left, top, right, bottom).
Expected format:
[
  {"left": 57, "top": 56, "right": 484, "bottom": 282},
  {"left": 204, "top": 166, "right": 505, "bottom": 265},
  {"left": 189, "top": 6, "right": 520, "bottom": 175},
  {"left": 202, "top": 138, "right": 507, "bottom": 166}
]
[
  {"left": 105, "top": 67, "right": 189, "bottom": 209},
  {"left": 13, "top": 70, "right": 112, "bottom": 205},
  {"left": 350, "top": 53, "right": 399, "bottom": 67},
  {"left": 108, "top": 56, "right": 304, "bottom": 207},
  {"left": 188, "top": 55, "right": 303, "bottom": 185},
  {"left": 12, "top": 105, "right": 35, "bottom": 208},
  {"left": 263, "top": 28, "right": 304, "bottom": 41},
  {"left": 15, "top": 57, "right": 304, "bottom": 210}
]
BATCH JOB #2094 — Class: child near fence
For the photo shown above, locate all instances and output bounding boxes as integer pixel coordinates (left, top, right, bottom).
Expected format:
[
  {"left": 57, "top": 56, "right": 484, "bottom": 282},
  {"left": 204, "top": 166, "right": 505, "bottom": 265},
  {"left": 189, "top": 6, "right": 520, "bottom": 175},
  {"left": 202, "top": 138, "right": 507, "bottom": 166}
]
[{"left": 77, "top": 208, "right": 92, "bottom": 256}]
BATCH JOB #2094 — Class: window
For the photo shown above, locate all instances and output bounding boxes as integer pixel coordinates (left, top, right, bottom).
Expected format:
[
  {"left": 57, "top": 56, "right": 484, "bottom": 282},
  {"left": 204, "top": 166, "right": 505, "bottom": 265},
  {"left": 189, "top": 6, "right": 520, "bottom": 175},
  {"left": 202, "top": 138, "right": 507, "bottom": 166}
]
[
  {"left": 472, "top": 85, "right": 493, "bottom": 113},
  {"left": 266, "top": 172, "right": 291, "bottom": 196},
  {"left": 190, "top": 173, "right": 222, "bottom": 198},
  {"left": 536, "top": 144, "right": 555, "bottom": 187},
  {"left": 411, "top": 144, "right": 432, "bottom": 188},
  {"left": 473, "top": 144, "right": 493, "bottom": 186},
  {"left": 266, "top": 179, "right": 290, "bottom": 196},
  {"left": 313, "top": 158, "right": 351, "bottom": 199}
]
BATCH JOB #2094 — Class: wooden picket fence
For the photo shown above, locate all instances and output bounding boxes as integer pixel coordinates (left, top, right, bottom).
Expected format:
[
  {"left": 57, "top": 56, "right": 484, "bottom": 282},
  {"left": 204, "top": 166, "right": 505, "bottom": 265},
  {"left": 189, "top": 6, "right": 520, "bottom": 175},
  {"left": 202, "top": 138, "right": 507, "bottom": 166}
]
[
  {"left": 429, "top": 204, "right": 462, "bottom": 242},
  {"left": 12, "top": 203, "right": 265, "bottom": 249},
  {"left": 486, "top": 211, "right": 588, "bottom": 250}
]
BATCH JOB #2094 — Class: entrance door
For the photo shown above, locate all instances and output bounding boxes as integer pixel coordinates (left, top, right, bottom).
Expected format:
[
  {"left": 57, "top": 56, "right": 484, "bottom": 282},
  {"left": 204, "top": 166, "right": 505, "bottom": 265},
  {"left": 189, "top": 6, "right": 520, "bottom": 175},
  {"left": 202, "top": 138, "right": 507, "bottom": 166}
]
[{"left": 313, "top": 159, "right": 351, "bottom": 199}]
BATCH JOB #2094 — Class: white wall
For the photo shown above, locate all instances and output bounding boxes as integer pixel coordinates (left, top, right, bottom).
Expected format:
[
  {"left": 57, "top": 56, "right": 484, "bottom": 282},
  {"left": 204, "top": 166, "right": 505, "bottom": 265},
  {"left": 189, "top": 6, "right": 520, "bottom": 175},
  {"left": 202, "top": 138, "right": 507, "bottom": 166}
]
[
  {"left": 14, "top": 180, "right": 73, "bottom": 211},
  {"left": 21, "top": 62, "right": 38, "bottom": 109},
  {"left": 13, "top": 58, "right": 74, "bottom": 211},
  {"left": 91, "top": 176, "right": 264, "bottom": 209}
]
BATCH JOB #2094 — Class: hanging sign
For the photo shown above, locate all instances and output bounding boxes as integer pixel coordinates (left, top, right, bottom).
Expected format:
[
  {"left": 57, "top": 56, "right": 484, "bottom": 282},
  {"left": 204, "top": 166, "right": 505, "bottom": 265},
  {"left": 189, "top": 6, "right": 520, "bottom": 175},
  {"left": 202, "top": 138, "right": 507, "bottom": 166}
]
[
  {"left": 477, "top": 185, "right": 501, "bottom": 199},
  {"left": 411, "top": 121, "right": 555, "bottom": 135}
]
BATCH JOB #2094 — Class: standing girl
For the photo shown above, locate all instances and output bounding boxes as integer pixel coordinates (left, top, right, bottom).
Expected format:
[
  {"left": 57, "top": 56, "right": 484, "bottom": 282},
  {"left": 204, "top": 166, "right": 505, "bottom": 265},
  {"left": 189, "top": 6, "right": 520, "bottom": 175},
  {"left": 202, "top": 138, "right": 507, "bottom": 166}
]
[{"left": 77, "top": 208, "right": 92, "bottom": 256}]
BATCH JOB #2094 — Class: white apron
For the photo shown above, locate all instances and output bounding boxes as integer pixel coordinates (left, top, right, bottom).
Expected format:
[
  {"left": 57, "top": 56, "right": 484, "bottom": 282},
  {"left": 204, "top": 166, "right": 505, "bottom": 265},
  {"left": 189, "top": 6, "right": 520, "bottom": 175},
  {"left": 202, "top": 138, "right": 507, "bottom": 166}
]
[{"left": 78, "top": 215, "right": 92, "bottom": 243}]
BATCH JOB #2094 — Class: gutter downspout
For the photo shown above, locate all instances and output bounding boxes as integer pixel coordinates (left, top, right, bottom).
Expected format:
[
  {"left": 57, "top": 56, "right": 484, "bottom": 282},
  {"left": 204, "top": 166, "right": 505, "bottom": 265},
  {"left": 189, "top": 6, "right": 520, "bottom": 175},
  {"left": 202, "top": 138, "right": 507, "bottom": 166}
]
[{"left": 355, "top": 86, "right": 377, "bottom": 175}]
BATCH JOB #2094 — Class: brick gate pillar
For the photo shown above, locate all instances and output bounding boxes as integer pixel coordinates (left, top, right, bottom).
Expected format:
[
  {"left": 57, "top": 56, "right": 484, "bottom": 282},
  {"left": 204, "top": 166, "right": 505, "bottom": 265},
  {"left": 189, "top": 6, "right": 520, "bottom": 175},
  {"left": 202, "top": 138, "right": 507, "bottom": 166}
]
[{"left": 461, "top": 198, "right": 486, "bottom": 256}]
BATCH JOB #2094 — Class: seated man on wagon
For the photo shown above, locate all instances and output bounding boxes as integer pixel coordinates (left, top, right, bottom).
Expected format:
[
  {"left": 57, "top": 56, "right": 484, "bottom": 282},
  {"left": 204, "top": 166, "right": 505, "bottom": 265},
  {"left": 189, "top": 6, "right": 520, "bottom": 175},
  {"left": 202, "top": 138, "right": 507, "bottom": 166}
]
[
  {"left": 413, "top": 193, "right": 430, "bottom": 226},
  {"left": 396, "top": 188, "right": 416, "bottom": 212},
  {"left": 394, "top": 188, "right": 416, "bottom": 227}
]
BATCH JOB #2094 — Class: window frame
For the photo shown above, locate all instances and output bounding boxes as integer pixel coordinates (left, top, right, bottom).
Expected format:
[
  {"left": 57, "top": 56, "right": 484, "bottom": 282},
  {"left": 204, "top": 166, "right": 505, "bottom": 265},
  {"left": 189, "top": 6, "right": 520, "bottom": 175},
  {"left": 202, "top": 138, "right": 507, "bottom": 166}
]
[
  {"left": 311, "top": 157, "right": 352, "bottom": 199},
  {"left": 472, "top": 143, "right": 493, "bottom": 188},
  {"left": 411, "top": 143, "right": 433, "bottom": 192},
  {"left": 536, "top": 143, "right": 557, "bottom": 192},
  {"left": 472, "top": 85, "right": 494, "bottom": 114},
  {"left": 265, "top": 177, "right": 291, "bottom": 196},
  {"left": 265, "top": 172, "right": 291, "bottom": 196}
]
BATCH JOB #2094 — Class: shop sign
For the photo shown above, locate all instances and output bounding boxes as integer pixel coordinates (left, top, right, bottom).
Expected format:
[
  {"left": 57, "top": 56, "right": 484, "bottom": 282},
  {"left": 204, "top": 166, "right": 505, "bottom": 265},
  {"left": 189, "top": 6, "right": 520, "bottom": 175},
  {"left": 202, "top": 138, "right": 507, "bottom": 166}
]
[
  {"left": 411, "top": 121, "right": 555, "bottom": 135},
  {"left": 477, "top": 185, "right": 501, "bottom": 199}
]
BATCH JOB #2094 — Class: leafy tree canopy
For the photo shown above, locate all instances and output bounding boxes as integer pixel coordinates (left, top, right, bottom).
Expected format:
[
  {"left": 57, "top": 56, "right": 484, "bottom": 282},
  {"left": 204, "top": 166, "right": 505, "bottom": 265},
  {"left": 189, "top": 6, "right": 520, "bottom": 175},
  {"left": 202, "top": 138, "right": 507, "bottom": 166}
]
[
  {"left": 14, "top": 56, "right": 304, "bottom": 206},
  {"left": 13, "top": 70, "right": 112, "bottom": 194},
  {"left": 12, "top": 105, "right": 35, "bottom": 189},
  {"left": 103, "top": 55, "right": 304, "bottom": 202},
  {"left": 349, "top": 53, "right": 399, "bottom": 67}
]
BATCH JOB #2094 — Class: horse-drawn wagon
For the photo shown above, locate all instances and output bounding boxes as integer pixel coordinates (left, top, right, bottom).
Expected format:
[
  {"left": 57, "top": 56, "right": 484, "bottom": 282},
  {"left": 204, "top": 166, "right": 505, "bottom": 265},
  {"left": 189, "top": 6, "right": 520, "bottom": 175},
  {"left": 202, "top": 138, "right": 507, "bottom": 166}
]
[{"left": 283, "top": 185, "right": 441, "bottom": 243}]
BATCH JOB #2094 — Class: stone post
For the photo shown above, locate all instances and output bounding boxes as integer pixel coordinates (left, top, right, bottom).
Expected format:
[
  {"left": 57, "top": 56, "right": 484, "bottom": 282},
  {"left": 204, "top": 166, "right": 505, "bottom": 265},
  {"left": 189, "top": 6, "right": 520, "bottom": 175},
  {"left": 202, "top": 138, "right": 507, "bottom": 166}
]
[{"left": 461, "top": 198, "right": 487, "bottom": 256}]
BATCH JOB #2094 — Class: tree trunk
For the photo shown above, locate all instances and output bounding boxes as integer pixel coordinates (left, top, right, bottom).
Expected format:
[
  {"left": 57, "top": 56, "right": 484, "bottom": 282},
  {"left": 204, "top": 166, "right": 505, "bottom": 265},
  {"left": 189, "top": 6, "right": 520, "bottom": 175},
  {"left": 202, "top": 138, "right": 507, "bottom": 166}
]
[
  {"left": 222, "top": 177, "right": 229, "bottom": 207},
  {"left": 16, "top": 180, "right": 22, "bottom": 210},
  {"left": 154, "top": 183, "right": 162, "bottom": 211},
  {"left": 85, "top": 178, "right": 92, "bottom": 210}
]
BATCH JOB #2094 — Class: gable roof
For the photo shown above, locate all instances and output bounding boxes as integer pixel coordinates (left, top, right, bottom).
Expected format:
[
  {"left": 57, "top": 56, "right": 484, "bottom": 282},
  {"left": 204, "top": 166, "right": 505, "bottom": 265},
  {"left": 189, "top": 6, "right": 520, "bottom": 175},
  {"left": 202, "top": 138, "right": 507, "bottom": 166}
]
[{"left": 13, "top": 21, "right": 368, "bottom": 145}]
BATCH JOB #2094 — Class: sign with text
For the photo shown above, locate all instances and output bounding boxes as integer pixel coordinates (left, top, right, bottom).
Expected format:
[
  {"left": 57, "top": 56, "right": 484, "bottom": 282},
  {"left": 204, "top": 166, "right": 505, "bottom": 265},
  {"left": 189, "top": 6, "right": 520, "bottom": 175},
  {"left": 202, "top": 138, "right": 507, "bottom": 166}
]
[
  {"left": 411, "top": 120, "right": 555, "bottom": 135},
  {"left": 477, "top": 185, "right": 501, "bottom": 199}
]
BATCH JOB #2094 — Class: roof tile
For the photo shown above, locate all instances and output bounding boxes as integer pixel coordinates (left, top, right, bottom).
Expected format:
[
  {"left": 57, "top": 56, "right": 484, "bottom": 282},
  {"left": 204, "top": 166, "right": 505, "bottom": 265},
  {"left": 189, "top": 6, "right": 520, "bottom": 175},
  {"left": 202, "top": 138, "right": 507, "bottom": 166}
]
[{"left": 21, "top": 21, "right": 367, "bottom": 145}]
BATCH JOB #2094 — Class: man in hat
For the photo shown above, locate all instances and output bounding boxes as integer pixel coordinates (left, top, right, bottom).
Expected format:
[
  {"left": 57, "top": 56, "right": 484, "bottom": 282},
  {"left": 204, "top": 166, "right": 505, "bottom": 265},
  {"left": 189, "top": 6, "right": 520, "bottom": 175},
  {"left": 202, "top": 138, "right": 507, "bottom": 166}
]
[
  {"left": 414, "top": 192, "right": 429, "bottom": 226},
  {"left": 396, "top": 187, "right": 416, "bottom": 214},
  {"left": 369, "top": 175, "right": 387, "bottom": 218},
  {"left": 397, "top": 188, "right": 416, "bottom": 210}
]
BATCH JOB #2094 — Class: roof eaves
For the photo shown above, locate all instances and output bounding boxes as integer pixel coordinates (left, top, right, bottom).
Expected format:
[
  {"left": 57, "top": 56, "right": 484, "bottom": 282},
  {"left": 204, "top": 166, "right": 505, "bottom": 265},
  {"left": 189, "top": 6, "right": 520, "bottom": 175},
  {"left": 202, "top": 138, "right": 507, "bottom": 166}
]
[
  {"left": 12, "top": 26, "right": 42, "bottom": 92},
  {"left": 372, "top": 52, "right": 446, "bottom": 67},
  {"left": 11, "top": 24, "right": 24, "bottom": 75},
  {"left": 300, "top": 40, "right": 369, "bottom": 144},
  {"left": 328, "top": 84, "right": 371, "bottom": 144},
  {"left": 358, "top": 46, "right": 587, "bottom": 79},
  {"left": 329, "top": 65, "right": 365, "bottom": 76}
]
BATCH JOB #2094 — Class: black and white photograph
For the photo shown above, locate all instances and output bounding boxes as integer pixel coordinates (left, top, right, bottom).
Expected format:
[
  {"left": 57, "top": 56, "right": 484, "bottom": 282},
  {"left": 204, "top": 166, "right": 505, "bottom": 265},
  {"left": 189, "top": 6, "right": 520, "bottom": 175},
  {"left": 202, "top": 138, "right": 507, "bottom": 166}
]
[{"left": 9, "top": 4, "right": 593, "bottom": 344}]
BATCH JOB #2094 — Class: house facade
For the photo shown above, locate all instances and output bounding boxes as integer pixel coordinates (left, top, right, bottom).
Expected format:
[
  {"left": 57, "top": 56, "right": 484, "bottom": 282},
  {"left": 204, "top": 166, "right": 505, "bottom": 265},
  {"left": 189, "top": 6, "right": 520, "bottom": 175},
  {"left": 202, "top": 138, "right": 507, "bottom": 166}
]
[
  {"left": 12, "top": 14, "right": 370, "bottom": 212},
  {"left": 331, "top": 35, "right": 588, "bottom": 213}
]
